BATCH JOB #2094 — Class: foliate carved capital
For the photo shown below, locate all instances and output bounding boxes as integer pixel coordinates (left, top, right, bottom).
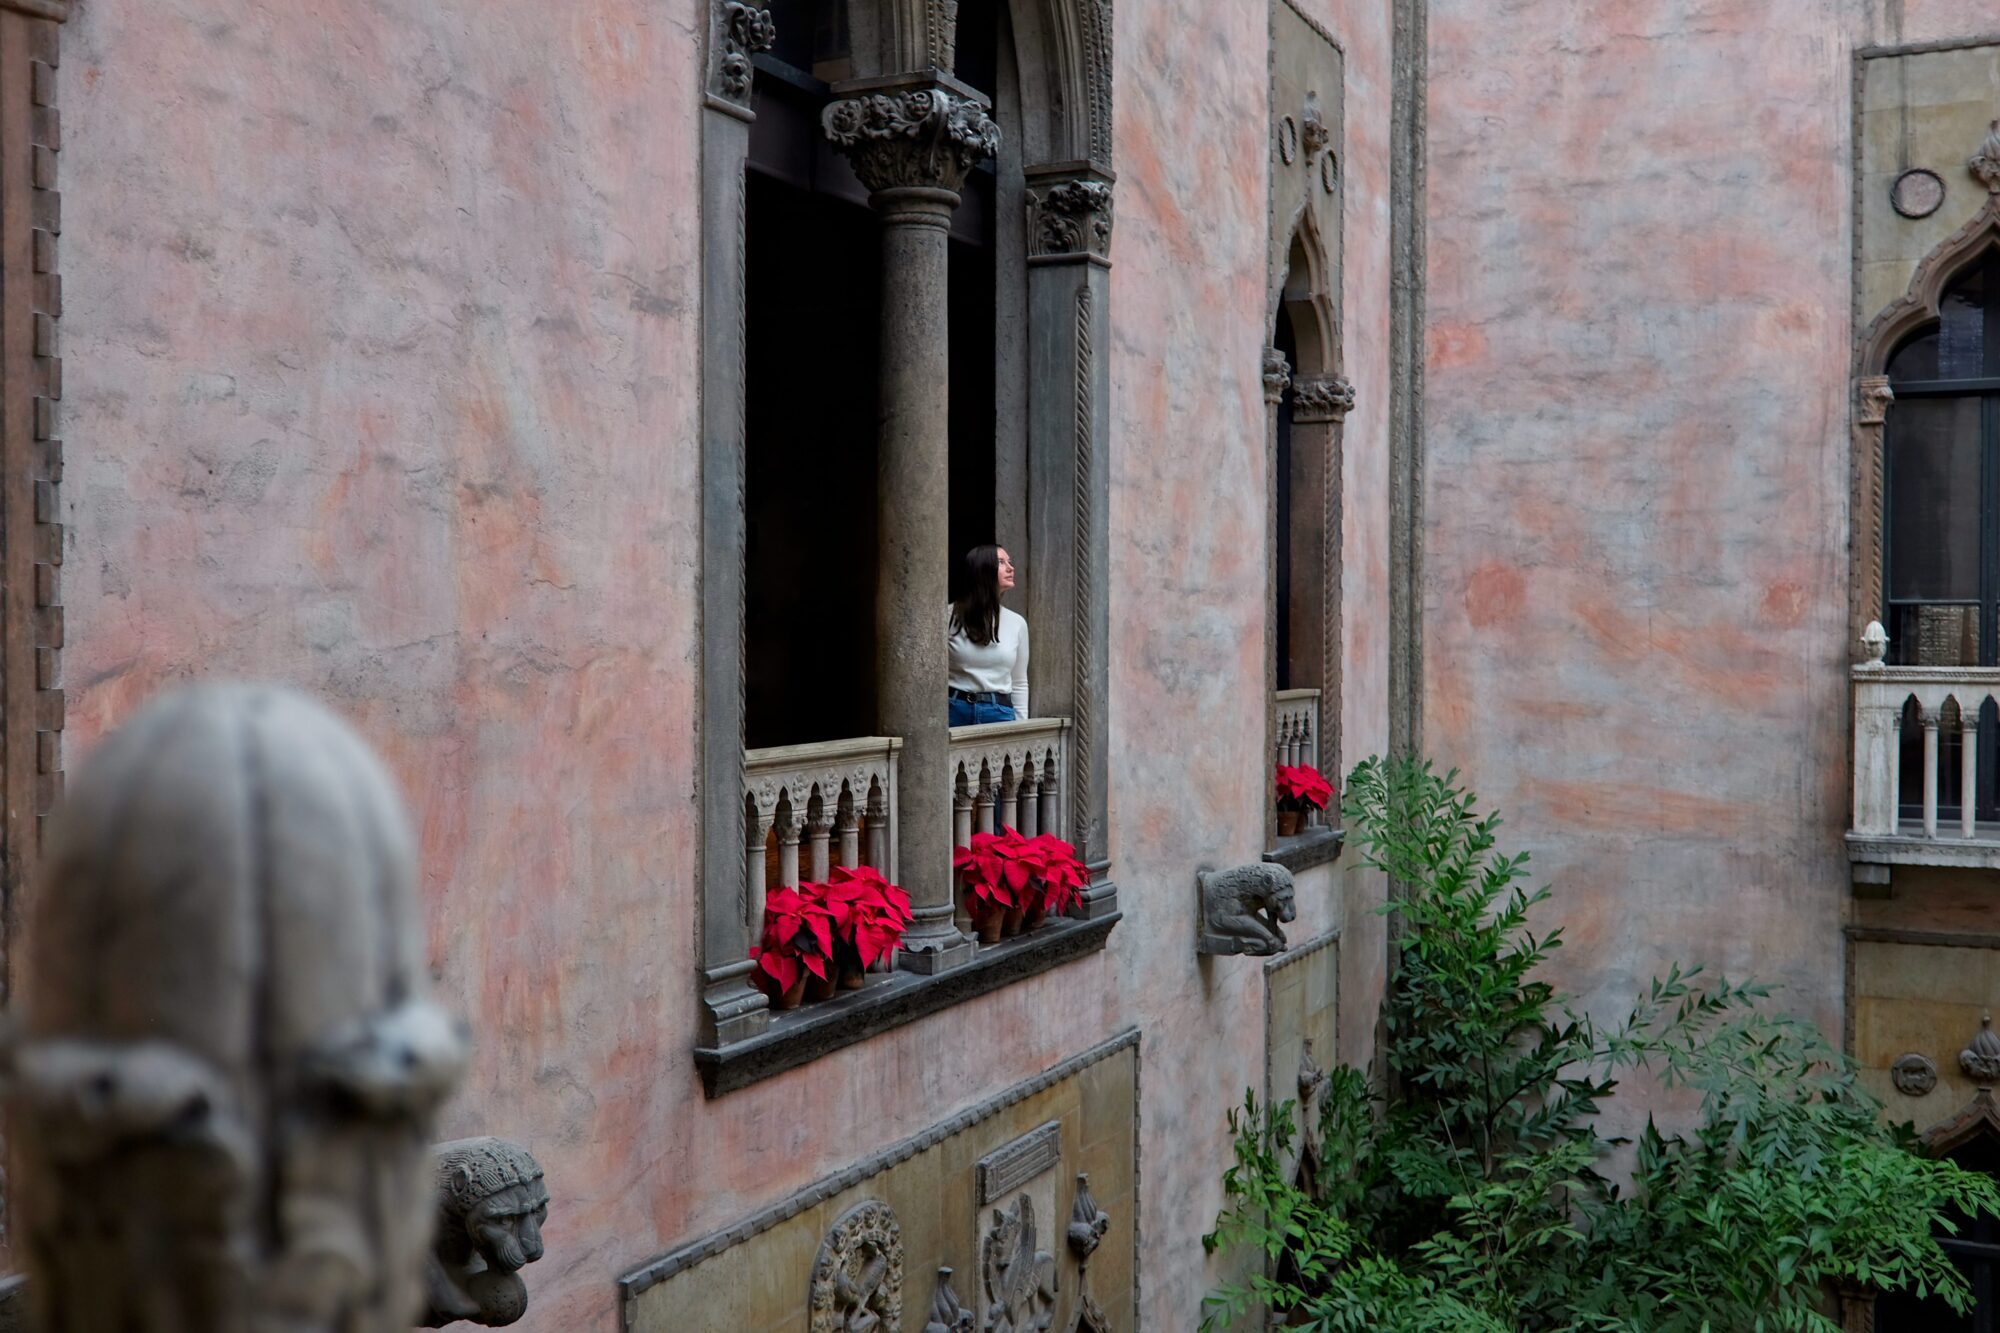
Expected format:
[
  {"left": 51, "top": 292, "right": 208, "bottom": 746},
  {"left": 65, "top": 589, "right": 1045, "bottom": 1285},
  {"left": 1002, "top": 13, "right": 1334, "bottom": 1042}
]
[
  {"left": 1028, "top": 177, "right": 1115, "bottom": 261},
  {"left": 1858, "top": 375, "right": 1894, "bottom": 428},
  {"left": 822, "top": 86, "right": 999, "bottom": 197},
  {"left": 711, "top": 1, "right": 777, "bottom": 104},
  {"left": 1262, "top": 348, "right": 1292, "bottom": 404},
  {"left": 1972, "top": 119, "right": 2000, "bottom": 194},
  {"left": 1292, "top": 375, "right": 1356, "bottom": 423}
]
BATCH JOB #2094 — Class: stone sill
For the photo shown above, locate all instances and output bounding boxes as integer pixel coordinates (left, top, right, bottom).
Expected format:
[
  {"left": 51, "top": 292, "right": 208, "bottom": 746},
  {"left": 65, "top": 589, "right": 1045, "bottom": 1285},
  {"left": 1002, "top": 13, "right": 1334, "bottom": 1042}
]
[
  {"left": 1847, "top": 830, "right": 2000, "bottom": 871},
  {"left": 1264, "top": 825, "right": 1346, "bottom": 874},
  {"left": 694, "top": 910, "right": 1120, "bottom": 1097}
]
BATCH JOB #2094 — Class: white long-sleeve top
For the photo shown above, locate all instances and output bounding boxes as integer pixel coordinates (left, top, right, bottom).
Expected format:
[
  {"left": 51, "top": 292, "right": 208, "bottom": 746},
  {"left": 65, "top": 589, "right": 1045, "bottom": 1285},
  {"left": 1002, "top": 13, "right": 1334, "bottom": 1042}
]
[{"left": 948, "top": 605, "right": 1030, "bottom": 720}]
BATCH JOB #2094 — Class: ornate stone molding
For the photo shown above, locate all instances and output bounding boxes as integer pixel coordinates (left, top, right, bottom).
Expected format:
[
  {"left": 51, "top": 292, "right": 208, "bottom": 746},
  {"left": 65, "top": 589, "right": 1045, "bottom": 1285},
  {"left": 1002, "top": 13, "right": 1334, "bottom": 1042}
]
[
  {"left": 1857, "top": 193, "right": 2000, "bottom": 374},
  {"left": 1291, "top": 374, "right": 1355, "bottom": 423},
  {"left": 1972, "top": 119, "right": 2000, "bottom": 194},
  {"left": 1027, "top": 176, "right": 1114, "bottom": 263},
  {"left": 822, "top": 84, "right": 999, "bottom": 197},
  {"left": 810, "top": 1200, "right": 904, "bottom": 1333},
  {"left": 1262, "top": 347, "right": 1292, "bottom": 404},
  {"left": 708, "top": 1, "right": 776, "bottom": 108}
]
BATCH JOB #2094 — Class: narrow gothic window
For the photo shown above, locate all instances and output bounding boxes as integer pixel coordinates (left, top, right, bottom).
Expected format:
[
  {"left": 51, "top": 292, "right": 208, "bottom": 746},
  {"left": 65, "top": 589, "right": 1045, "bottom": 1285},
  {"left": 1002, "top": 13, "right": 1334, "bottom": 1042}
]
[{"left": 1886, "top": 252, "right": 2000, "bottom": 825}]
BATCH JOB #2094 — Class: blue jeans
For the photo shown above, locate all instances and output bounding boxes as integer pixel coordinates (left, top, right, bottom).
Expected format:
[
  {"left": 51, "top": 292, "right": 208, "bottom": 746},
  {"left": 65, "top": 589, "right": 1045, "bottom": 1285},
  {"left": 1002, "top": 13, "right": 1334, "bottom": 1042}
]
[{"left": 949, "top": 697, "right": 1018, "bottom": 726}]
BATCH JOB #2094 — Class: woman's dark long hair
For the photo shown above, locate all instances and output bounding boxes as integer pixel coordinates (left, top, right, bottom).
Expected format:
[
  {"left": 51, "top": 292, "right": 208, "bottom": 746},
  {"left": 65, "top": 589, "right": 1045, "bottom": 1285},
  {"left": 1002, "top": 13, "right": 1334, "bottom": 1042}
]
[{"left": 950, "top": 544, "right": 1003, "bottom": 647}]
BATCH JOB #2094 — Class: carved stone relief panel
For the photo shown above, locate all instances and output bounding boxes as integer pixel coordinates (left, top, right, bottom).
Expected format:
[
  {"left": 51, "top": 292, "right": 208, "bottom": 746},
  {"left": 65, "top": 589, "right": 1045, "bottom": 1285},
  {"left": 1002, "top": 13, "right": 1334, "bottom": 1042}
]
[
  {"left": 1265, "top": 929, "right": 1342, "bottom": 1188},
  {"left": 976, "top": 1125, "right": 1061, "bottom": 1331},
  {"left": 811, "top": 1200, "right": 906, "bottom": 1333}
]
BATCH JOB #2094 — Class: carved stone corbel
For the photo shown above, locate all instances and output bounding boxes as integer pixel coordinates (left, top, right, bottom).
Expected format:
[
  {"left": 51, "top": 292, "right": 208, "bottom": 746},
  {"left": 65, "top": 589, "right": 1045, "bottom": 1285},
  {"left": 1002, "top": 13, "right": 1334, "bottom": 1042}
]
[
  {"left": 422, "top": 1138, "right": 550, "bottom": 1327},
  {"left": 1198, "top": 863, "right": 1297, "bottom": 956},
  {"left": 8, "top": 685, "right": 470, "bottom": 1333},
  {"left": 1291, "top": 374, "right": 1355, "bottom": 424}
]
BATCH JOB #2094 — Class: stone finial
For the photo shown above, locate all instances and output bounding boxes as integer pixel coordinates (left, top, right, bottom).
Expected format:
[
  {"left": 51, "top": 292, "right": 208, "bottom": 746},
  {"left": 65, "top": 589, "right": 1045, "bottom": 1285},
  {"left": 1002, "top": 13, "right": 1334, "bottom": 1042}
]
[
  {"left": 1860, "top": 620, "right": 1889, "bottom": 667},
  {"left": 1962, "top": 1014, "right": 2000, "bottom": 1086},
  {"left": 922, "top": 1265, "right": 974, "bottom": 1333},
  {"left": 1198, "top": 863, "right": 1297, "bottom": 956},
  {"left": 422, "top": 1138, "right": 550, "bottom": 1327},
  {"left": 821, "top": 85, "right": 999, "bottom": 196},
  {"left": 1971, "top": 119, "right": 2000, "bottom": 194},
  {"left": 8, "top": 684, "right": 469, "bottom": 1333},
  {"left": 1066, "top": 1174, "right": 1110, "bottom": 1262}
]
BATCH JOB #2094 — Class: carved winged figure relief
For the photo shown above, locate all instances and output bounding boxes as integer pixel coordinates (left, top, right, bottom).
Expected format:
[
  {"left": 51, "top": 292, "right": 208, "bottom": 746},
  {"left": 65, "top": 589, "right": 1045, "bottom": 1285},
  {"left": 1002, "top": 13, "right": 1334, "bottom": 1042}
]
[{"left": 983, "top": 1195, "right": 1057, "bottom": 1333}]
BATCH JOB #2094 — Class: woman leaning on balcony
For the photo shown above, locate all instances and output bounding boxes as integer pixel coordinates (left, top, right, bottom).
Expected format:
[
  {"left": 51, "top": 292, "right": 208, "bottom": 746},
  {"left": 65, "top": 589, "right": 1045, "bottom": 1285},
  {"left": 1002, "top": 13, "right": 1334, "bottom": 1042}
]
[{"left": 947, "top": 544, "right": 1028, "bottom": 726}]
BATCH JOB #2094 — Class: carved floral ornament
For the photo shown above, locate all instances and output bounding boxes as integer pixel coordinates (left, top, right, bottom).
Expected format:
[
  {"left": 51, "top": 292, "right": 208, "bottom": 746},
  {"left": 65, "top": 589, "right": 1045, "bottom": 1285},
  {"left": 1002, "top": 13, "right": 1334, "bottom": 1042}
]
[
  {"left": 1027, "top": 179, "right": 1115, "bottom": 261},
  {"left": 810, "top": 1200, "right": 905, "bottom": 1333},
  {"left": 715, "top": 1, "right": 777, "bottom": 102},
  {"left": 1262, "top": 347, "right": 1292, "bottom": 403},
  {"left": 822, "top": 87, "right": 1000, "bottom": 196},
  {"left": 1291, "top": 375, "right": 1356, "bottom": 423}
]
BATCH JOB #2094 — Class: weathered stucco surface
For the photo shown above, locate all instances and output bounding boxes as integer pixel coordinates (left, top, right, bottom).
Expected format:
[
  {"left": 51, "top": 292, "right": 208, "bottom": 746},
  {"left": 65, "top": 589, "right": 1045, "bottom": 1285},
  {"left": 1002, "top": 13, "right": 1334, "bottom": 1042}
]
[
  {"left": 56, "top": 0, "right": 1396, "bottom": 1328},
  {"left": 1422, "top": 0, "right": 1999, "bottom": 1090}
]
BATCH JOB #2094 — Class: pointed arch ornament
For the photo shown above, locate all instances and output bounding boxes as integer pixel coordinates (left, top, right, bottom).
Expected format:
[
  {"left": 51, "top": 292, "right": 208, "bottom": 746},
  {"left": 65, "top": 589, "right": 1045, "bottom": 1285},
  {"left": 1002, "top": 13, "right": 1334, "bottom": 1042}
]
[{"left": 1849, "top": 121, "right": 2000, "bottom": 651}]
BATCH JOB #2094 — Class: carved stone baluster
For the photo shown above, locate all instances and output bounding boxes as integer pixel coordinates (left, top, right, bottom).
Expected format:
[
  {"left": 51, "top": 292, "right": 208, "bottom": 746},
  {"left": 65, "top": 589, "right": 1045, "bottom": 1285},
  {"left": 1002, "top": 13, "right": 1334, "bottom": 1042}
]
[
  {"left": 1040, "top": 747, "right": 1062, "bottom": 842},
  {"left": 1890, "top": 706, "right": 1905, "bottom": 831},
  {"left": 837, "top": 782, "right": 863, "bottom": 869},
  {"left": 974, "top": 760, "right": 997, "bottom": 836},
  {"left": 953, "top": 762, "right": 975, "bottom": 849},
  {"left": 1016, "top": 754, "right": 1040, "bottom": 838},
  {"left": 1923, "top": 713, "right": 1941, "bottom": 838},
  {"left": 808, "top": 786, "right": 834, "bottom": 883},
  {"left": 998, "top": 755, "right": 1020, "bottom": 832},
  {"left": 866, "top": 778, "right": 892, "bottom": 872},
  {"left": 1964, "top": 711, "right": 1981, "bottom": 840},
  {"left": 777, "top": 791, "right": 804, "bottom": 887},
  {"left": 747, "top": 789, "right": 775, "bottom": 931},
  {"left": 11, "top": 684, "right": 469, "bottom": 1332}
]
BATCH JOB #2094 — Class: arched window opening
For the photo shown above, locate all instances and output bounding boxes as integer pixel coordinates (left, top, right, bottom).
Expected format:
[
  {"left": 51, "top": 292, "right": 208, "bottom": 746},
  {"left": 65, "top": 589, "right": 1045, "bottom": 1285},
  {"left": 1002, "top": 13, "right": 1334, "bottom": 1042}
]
[
  {"left": 1876, "top": 1129, "right": 2000, "bottom": 1331},
  {"left": 1274, "top": 303, "right": 1300, "bottom": 691},
  {"left": 1886, "top": 251, "right": 2000, "bottom": 826}
]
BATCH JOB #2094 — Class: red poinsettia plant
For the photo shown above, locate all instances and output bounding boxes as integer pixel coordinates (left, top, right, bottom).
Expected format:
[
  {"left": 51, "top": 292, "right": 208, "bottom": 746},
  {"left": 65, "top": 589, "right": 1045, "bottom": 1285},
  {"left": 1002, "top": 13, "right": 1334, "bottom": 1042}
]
[
  {"left": 749, "top": 885, "right": 836, "bottom": 998},
  {"left": 953, "top": 828, "right": 1035, "bottom": 912},
  {"left": 820, "top": 863, "right": 914, "bottom": 971},
  {"left": 1022, "top": 833, "right": 1088, "bottom": 915},
  {"left": 1274, "top": 763, "right": 1335, "bottom": 814}
]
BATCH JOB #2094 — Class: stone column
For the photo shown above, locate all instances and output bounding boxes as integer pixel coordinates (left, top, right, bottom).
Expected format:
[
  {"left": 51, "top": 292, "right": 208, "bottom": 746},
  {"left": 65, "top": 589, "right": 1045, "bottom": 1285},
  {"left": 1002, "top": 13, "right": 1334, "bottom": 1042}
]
[
  {"left": 824, "top": 76, "right": 997, "bottom": 974},
  {"left": 1261, "top": 349, "right": 1292, "bottom": 850}
]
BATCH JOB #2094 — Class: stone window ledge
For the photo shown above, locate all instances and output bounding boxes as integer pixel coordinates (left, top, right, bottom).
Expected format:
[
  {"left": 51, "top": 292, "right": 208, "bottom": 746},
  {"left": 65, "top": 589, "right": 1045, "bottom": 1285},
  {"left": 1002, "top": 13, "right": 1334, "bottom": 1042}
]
[
  {"left": 694, "top": 910, "right": 1120, "bottom": 1097},
  {"left": 1264, "top": 825, "right": 1346, "bottom": 874}
]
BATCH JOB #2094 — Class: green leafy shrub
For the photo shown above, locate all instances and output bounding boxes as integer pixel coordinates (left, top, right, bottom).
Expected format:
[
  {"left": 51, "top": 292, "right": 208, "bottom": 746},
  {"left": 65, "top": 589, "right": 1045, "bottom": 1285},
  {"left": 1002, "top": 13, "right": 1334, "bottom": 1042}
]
[{"left": 1203, "top": 756, "right": 2000, "bottom": 1332}]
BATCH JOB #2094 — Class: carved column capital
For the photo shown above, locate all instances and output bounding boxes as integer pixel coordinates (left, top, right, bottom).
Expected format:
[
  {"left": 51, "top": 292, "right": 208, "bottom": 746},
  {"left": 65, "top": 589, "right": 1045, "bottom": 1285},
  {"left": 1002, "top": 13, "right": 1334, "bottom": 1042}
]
[
  {"left": 1292, "top": 374, "right": 1355, "bottom": 423},
  {"left": 1858, "top": 374, "right": 1894, "bottom": 427},
  {"left": 1262, "top": 348, "right": 1292, "bottom": 404},
  {"left": 1027, "top": 168, "right": 1115, "bottom": 263},
  {"left": 1972, "top": 119, "right": 2000, "bottom": 194},
  {"left": 822, "top": 80, "right": 999, "bottom": 200},
  {"left": 708, "top": 0, "right": 777, "bottom": 109}
]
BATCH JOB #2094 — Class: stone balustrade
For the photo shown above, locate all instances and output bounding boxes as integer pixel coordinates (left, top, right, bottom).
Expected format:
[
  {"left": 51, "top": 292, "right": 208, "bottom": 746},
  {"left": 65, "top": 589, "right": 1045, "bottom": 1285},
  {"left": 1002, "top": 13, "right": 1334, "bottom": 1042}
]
[
  {"left": 1275, "top": 688, "right": 1324, "bottom": 828},
  {"left": 949, "top": 717, "right": 1071, "bottom": 848},
  {"left": 744, "top": 736, "right": 903, "bottom": 931},
  {"left": 1852, "top": 655, "right": 2000, "bottom": 863}
]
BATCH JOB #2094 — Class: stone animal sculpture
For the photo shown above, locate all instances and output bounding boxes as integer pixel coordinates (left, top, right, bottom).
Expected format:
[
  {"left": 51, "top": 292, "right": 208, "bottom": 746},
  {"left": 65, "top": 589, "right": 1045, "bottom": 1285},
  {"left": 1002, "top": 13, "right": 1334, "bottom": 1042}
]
[
  {"left": 983, "top": 1195, "right": 1056, "bottom": 1333},
  {"left": 7, "top": 684, "right": 469, "bottom": 1333},
  {"left": 1197, "top": 863, "right": 1298, "bottom": 956},
  {"left": 422, "top": 1138, "right": 550, "bottom": 1326}
]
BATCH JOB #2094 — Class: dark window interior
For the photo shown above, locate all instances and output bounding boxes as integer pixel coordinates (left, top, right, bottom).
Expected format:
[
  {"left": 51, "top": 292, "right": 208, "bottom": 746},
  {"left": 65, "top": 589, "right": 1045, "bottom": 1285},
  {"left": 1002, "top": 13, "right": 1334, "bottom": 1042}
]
[
  {"left": 1876, "top": 1134, "right": 2000, "bottom": 1332},
  {"left": 1274, "top": 306, "right": 1298, "bottom": 691},
  {"left": 1886, "top": 252, "right": 2000, "bottom": 823}
]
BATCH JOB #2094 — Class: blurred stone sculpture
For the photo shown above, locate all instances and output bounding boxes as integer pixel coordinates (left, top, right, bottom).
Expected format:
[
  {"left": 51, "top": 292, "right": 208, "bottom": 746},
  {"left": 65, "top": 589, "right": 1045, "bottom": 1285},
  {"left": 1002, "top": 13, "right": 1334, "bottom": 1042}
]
[
  {"left": 422, "top": 1138, "right": 549, "bottom": 1327},
  {"left": 7, "top": 684, "right": 469, "bottom": 1333},
  {"left": 1198, "top": 863, "right": 1297, "bottom": 956}
]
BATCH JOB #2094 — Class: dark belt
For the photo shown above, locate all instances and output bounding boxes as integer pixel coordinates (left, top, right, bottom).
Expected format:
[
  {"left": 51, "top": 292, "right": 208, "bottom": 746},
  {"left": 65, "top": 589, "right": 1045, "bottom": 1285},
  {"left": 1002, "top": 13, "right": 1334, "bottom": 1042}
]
[{"left": 949, "top": 688, "right": 1005, "bottom": 705}]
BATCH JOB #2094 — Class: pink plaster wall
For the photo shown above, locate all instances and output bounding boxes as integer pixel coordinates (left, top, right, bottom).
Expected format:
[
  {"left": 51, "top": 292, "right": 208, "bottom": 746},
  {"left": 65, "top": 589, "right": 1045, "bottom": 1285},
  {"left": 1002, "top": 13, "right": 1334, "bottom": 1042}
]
[
  {"left": 56, "top": 0, "right": 1397, "bottom": 1329},
  {"left": 1419, "top": 0, "right": 1995, "bottom": 1085}
]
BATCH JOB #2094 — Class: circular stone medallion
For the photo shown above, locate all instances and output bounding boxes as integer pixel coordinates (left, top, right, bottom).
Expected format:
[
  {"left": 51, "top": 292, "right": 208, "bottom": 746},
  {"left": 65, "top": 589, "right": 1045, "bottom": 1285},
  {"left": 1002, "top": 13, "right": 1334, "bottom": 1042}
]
[
  {"left": 1892, "top": 168, "right": 1945, "bottom": 220},
  {"left": 1892, "top": 1051, "right": 1938, "bottom": 1097}
]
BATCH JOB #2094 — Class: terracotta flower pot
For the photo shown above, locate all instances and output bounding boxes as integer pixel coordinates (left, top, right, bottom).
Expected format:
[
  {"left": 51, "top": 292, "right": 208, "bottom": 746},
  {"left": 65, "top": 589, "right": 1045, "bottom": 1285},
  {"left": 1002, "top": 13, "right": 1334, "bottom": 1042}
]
[
  {"left": 840, "top": 964, "right": 866, "bottom": 991},
  {"left": 1023, "top": 898, "right": 1049, "bottom": 931},
  {"left": 1277, "top": 809, "right": 1303, "bottom": 837},
  {"left": 805, "top": 969, "right": 837, "bottom": 1003},
  {"left": 769, "top": 972, "right": 809, "bottom": 1011},
  {"left": 1002, "top": 903, "right": 1026, "bottom": 938},
  {"left": 971, "top": 900, "right": 1005, "bottom": 944}
]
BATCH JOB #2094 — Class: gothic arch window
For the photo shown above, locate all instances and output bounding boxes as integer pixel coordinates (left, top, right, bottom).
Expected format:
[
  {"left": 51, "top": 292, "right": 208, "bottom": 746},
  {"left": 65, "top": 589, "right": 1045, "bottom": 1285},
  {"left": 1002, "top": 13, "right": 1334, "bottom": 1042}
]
[{"left": 694, "top": 0, "right": 1117, "bottom": 1085}]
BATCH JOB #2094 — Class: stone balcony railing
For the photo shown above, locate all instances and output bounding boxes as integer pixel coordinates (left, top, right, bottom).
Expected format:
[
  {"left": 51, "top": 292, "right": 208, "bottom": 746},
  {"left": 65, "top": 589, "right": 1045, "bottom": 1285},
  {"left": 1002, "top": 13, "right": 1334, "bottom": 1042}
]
[
  {"left": 949, "top": 717, "right": 1070, "bottom": 847},
  {"left": 1275, "top": 688, "right": 1326, "bottom": 830},
  {"left": 1851, "top": 646, "right": 2000, "bottom": 870}
]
